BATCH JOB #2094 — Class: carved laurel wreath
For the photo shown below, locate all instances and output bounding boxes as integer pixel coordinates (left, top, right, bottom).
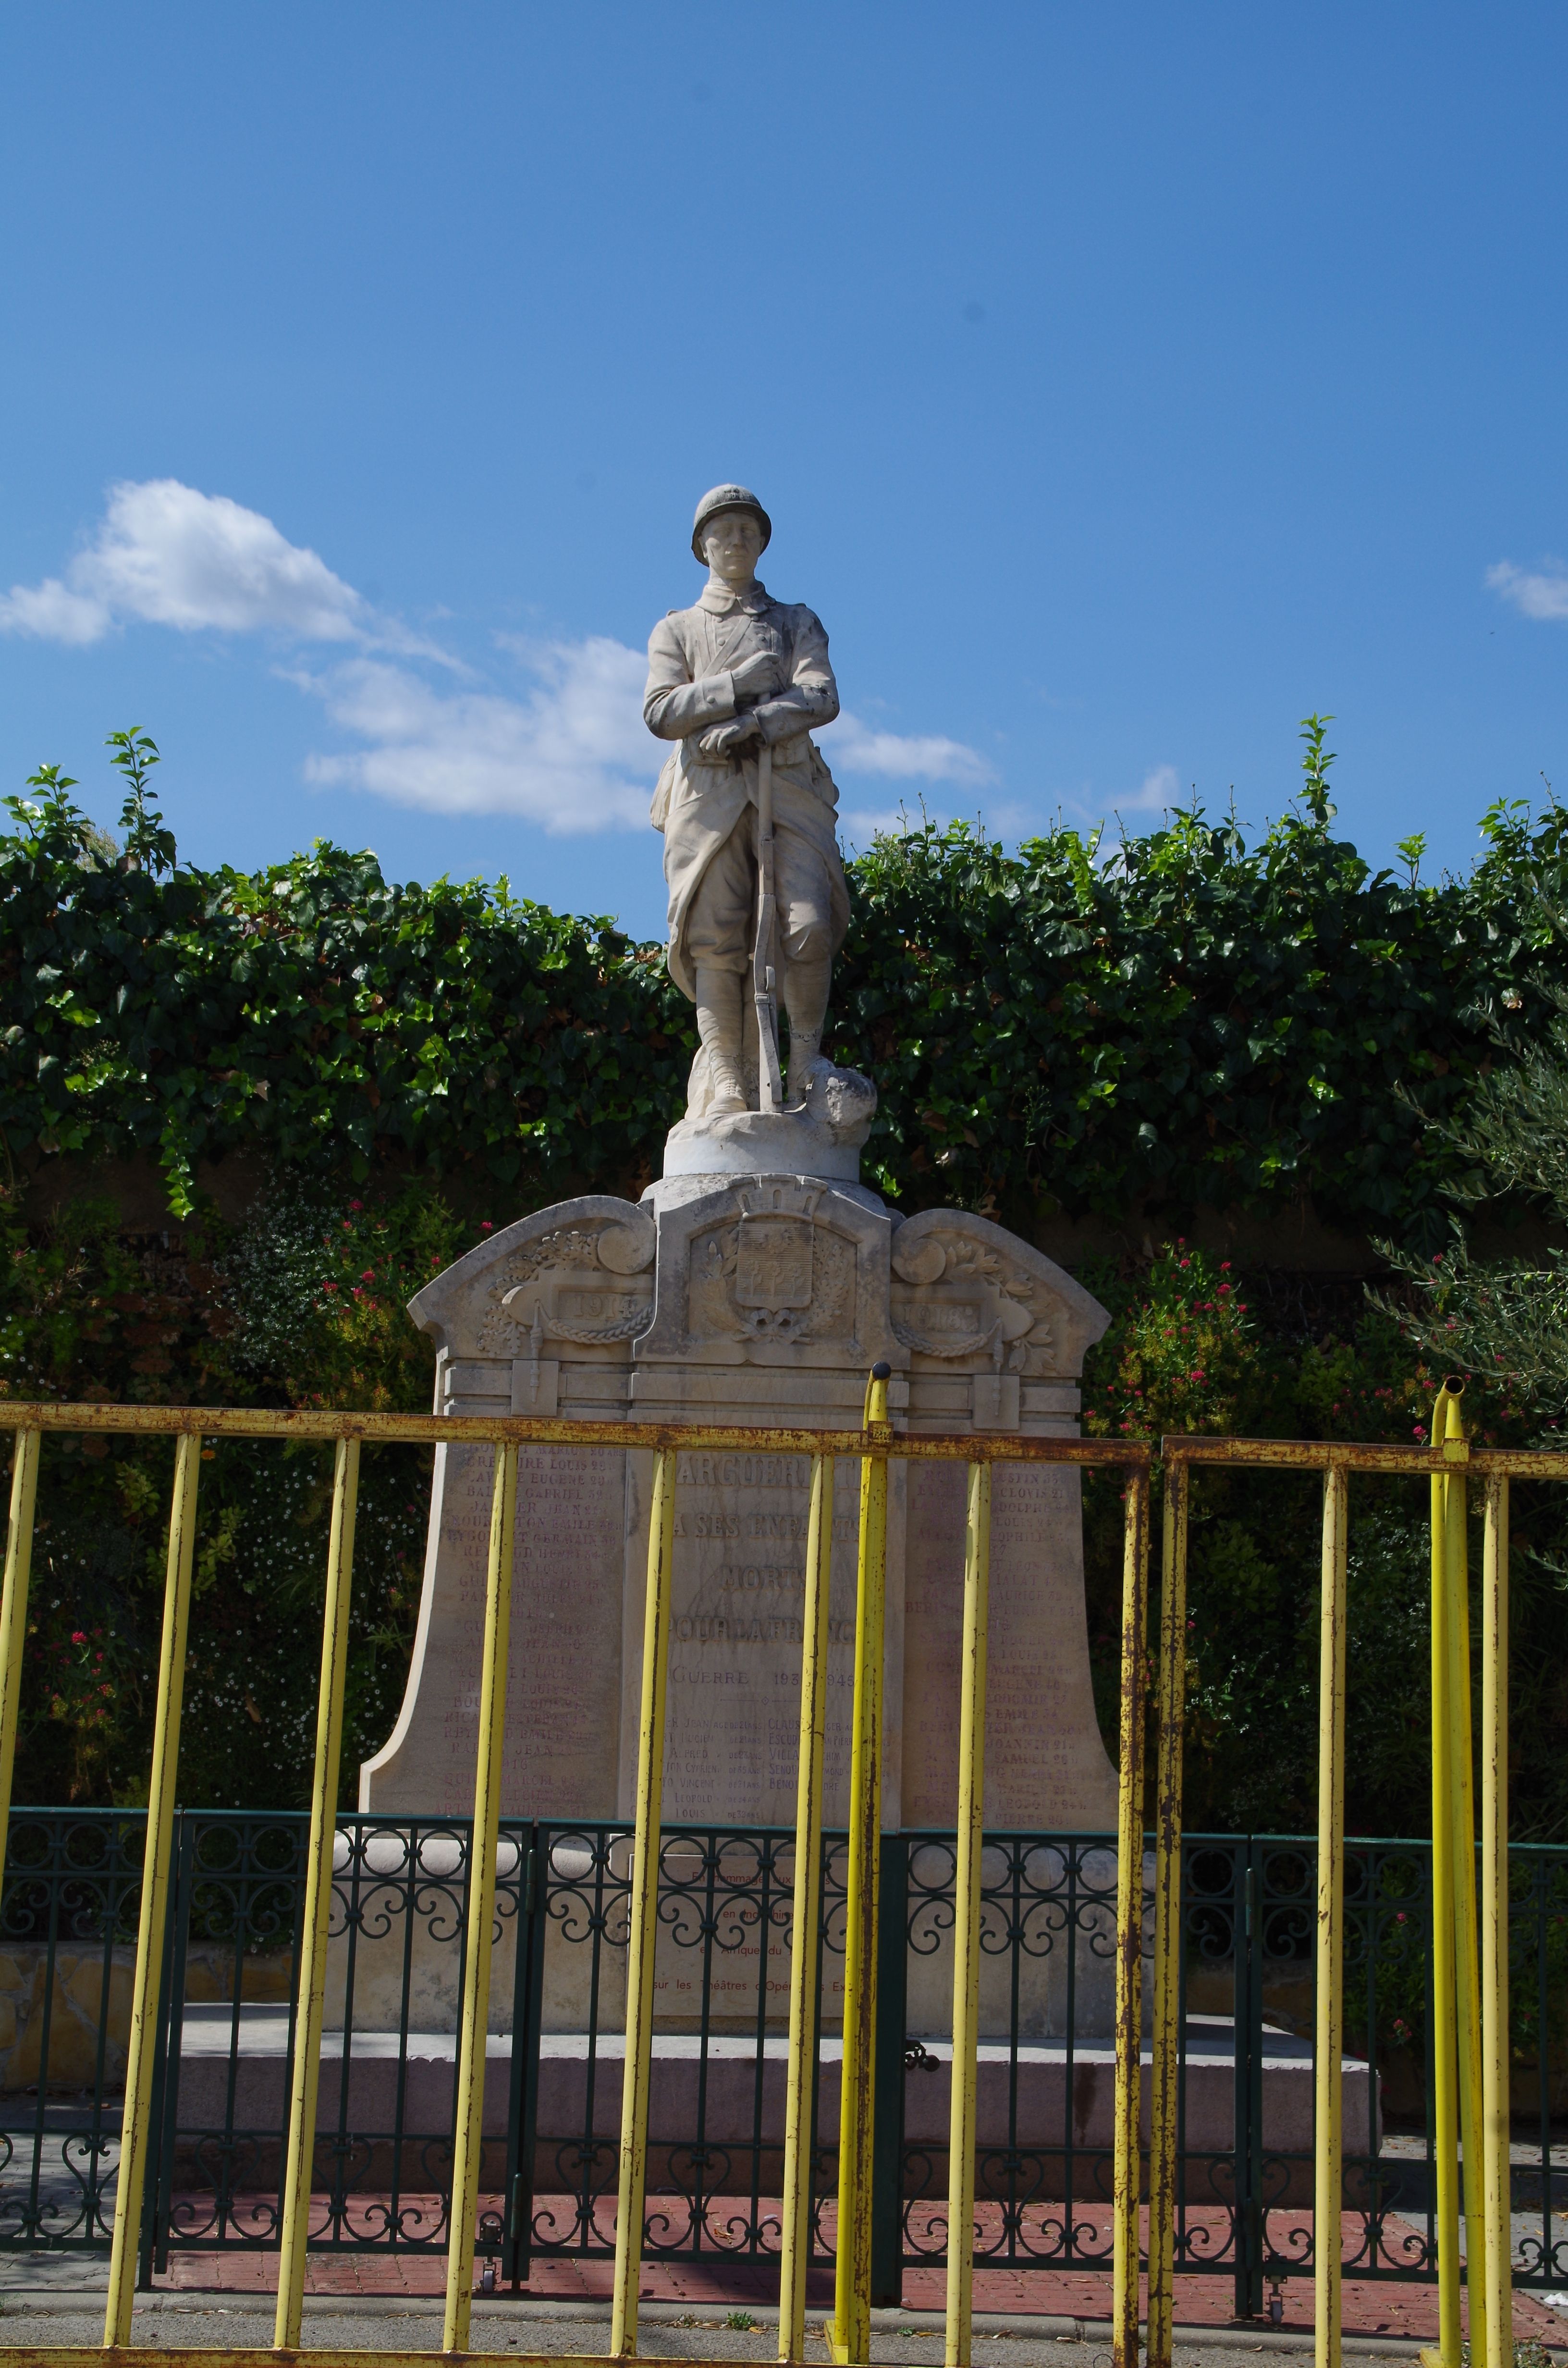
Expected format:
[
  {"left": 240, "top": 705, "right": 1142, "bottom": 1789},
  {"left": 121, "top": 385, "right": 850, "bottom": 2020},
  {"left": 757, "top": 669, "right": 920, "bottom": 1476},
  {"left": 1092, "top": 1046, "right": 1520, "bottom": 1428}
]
[
  {"left": 889, "top": 1235, "right": 1054, "bottom": 1368},
  {"left": 890, "top": 1314, "right": 1003, "bottom": 1359},
  {"left": 478, "top": 1225, "right": 653, "bottom": 1355},
  {"left": 508, "top": 1295, "right": 652, "bottom": 1347}
]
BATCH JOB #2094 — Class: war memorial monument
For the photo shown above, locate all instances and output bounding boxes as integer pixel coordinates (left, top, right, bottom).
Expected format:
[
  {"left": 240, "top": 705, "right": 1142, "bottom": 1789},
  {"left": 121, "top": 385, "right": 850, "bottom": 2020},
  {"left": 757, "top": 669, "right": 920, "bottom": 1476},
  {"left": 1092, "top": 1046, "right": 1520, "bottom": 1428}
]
[
  {"left": 360, "top": 483, "right": 1118, "bottom": 1861},
  {"left": 213, "top": 491, "right": 1352, "bottom": 2178}
]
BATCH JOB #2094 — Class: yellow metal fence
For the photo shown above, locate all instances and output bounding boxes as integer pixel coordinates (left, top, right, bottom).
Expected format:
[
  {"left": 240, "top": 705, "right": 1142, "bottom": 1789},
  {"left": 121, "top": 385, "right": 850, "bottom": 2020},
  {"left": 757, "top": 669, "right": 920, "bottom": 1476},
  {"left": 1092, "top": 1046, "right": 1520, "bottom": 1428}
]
[
  {"left": 1161, "top": 1411, "right": 1524, "bottom": 2368},
  {"left": 0, "top": 1384, "right": 1539, "bottom": 2368}
]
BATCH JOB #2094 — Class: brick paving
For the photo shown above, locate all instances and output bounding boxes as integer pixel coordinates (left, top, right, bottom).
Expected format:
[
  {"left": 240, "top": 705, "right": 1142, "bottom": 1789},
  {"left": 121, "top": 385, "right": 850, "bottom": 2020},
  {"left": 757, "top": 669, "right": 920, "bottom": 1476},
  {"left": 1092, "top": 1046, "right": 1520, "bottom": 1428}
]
[{"left": 141, "top": 2199, "right": 1568, "bottom": 2345}]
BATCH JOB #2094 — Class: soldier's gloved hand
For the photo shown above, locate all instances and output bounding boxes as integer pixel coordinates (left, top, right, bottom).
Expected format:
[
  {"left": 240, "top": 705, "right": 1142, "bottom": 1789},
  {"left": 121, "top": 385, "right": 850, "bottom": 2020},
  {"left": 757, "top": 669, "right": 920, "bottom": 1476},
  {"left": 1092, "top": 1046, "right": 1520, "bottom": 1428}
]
[
  {"left": 699, "top": 715, "right": 762, "bottom": 757},
  {"left": 730, "top": 651, "right": 777, "bottom": 698}
]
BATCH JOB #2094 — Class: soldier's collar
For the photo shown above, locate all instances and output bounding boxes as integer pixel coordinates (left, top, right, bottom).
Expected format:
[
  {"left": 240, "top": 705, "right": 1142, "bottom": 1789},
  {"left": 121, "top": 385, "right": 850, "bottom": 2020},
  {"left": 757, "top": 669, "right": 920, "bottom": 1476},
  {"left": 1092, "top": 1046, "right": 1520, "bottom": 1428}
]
[{"left": 698, "top": 578, "right": 769, "bottom": 616}]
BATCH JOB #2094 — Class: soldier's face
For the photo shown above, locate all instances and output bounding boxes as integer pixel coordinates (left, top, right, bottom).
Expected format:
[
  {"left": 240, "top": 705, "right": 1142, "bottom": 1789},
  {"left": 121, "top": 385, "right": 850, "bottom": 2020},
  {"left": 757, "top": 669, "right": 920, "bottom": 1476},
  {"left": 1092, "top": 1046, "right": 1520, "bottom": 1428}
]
[{"left": 701, "top": 510, "right": 764, "bottom": 586}]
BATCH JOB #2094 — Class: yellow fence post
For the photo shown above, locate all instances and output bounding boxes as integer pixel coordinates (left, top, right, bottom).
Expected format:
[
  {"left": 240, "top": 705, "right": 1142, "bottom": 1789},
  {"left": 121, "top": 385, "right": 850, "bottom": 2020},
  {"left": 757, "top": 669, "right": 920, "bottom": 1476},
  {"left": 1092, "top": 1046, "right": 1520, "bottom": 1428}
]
[
  {"left": 1441, "top": 1395, "right": 1488, "bottom": 2368},
  {"left": 1315, "top": 1463, "right": 1349, "bottom": 2368},
  {"left": 443, "top": 1440, "right": 521, "bottom": 2349},
  {"left": 1481, "top": 1471, "right": 1512, "bottom": 2368},
  {"left": 104, "top": 1430, "right": 201, "bottom": 2350},
  {"left": 36, "top": 1401, "right": 1548, "bottom": 2368},
  {"left": 1146, "top": 1455, "right": 1189, "bottom": 2368},
  {"left": 442, "top": 1441, "right": 518, "bottom": 2356},
  {"left": 0, "top": 1428, "right": 42, "bottom": 1888},
  {"left": 610, "top": 1445, "right": 679, "bottom": 2358},
  {"left": 275, "top": 1436, "right": 361, "bottom": 2352},
  {"left": 1113, "top": 1466, "right": 1150, "bottom": 2368},
  {"left": 831, "top": 1362, "right": 892, "bottom": 2368},
  {"left": 1426, "top": 1386, "right": 1464, "bottom": 2368},
  {"left": 779, "top": 1455, "right": 833, "bottom": 2366},
  {"left": 943, "top": 1460, "right": 992, "bottom": 2368}
]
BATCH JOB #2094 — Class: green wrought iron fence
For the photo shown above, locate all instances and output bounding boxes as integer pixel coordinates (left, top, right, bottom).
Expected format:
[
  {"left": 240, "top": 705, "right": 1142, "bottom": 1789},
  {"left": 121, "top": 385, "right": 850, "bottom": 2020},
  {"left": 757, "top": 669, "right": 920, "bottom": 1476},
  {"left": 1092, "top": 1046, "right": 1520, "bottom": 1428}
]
[{"left": 0, "top": 1806, "right": 1562, "bottom": 2322}]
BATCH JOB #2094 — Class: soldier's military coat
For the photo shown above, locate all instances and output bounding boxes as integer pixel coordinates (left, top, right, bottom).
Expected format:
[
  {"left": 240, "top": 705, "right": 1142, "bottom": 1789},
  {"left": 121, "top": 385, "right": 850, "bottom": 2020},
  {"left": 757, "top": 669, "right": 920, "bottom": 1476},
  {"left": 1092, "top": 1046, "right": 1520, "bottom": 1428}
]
[{"left": 644, "top": 579, "right": 850, "bottom": 999}]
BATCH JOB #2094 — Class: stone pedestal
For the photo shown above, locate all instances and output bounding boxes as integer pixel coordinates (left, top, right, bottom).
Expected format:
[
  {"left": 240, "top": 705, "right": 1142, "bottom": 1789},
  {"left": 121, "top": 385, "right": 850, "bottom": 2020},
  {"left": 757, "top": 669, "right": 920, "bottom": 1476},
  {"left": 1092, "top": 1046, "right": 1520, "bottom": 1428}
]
[
  {"left": 354, "top": 1162, "right": 1117, "bottom": 2039},
  {"left": 361, "top": 1172, "right": 1115, "bottom": 1841}
]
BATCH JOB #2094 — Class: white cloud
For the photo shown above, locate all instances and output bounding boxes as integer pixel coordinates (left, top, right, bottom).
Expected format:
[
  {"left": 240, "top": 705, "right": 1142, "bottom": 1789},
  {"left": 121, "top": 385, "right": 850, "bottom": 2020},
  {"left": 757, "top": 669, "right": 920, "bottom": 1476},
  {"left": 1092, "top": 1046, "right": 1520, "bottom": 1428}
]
[
  {"left": 1118, "top": 763, "right": 1182, "bottom": 813},
  {"left": 820, "top": 710, "right": 995, "bottom": 787},
  {"left": 301, "top": 654, "right": 997, "bottom": 839},
  {"left": 0, "top": 577, "right": 113, "bottom": 645},
  {"left": 0, "top": 480, "right": 372, "bottom": 645},
  {"left": 0, "top": 478, "right": 993, "bottom": 835},
  {"left": 1060, "top": 764, "right": 1182, "bottom": 831},
  {"left": 1487, "top": 559, "right": 1568, "bottom": 622},
  {"left": 301, "top": 641, "right": 655, "bottom": 834}
]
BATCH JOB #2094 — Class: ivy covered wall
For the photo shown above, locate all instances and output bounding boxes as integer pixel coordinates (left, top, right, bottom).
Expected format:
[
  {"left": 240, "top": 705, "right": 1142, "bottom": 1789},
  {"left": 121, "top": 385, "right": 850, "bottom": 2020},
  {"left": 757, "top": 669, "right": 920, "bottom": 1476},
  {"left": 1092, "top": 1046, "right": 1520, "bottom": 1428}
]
[
  {"left": 4, "top": 737, "right": 1564, "bottom": 1250},
  {"left": 4, "top": 735, "right": 1568, "bottom": 1833}
]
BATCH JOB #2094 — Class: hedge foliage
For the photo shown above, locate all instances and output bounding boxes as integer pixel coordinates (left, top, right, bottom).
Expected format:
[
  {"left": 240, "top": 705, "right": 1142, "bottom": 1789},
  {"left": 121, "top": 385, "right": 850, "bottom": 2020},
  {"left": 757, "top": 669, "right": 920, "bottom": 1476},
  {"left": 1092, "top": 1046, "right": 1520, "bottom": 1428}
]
[
  {"left": 0, "top": 1173, "right": 486, "bottom": 1808},
  {"left": 2, "top": 726, "right": 1564, "bottom": 1246},
  {"left": 5, "top": 725, "right": 1568, "bottom": 1831},
  {"left": 1078, "top": 1246, "right": 1568, "bottom": 1842},
  {"left": 2, "top": 744, "right": 688, "bottom": 1216}
]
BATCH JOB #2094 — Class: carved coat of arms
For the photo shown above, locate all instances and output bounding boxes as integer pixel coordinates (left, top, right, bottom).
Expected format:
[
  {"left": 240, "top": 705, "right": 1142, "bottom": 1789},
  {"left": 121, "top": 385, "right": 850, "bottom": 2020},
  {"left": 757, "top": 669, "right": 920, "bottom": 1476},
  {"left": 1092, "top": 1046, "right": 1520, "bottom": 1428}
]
[
  {"left": 735, "top": 1215, "right": 813, "bottom": 1310},
  {"left": 683, "top": 1192, "right": 856, "bottom": 1350}
]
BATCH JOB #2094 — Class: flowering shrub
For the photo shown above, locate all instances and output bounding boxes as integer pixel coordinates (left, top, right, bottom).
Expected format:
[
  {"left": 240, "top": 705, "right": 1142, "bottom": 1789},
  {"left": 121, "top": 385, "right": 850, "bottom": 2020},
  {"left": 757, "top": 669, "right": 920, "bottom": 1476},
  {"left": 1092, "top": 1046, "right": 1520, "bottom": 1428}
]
[
  {"left": 224, "top": 1172, "right": 477, "bottom": 1411},
  {"left": 34, "top": 1622, "right": 122, "bottom": 1796},
  {"left": 1082, "top": 1242, "right": 1269, "bottom": 1442}
]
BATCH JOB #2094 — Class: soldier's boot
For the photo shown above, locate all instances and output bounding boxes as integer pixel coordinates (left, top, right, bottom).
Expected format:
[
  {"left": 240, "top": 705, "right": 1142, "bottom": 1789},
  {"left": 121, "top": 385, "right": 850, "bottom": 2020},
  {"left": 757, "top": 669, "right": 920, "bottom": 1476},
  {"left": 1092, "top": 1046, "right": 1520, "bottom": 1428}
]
[
  {"left": 783, "top": 956, "right": 834, "bottom": 1107},
  {"left": 695, "top": 964, "right": 749, "bottom": 1114}
]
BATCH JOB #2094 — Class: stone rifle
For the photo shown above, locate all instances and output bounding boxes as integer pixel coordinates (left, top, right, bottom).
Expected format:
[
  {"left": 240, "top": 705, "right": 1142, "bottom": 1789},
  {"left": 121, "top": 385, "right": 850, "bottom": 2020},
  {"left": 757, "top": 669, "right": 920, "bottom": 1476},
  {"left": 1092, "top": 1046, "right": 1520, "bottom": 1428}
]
[{"left": 750, "top": 737, "right": 785, "bottom": 1113}]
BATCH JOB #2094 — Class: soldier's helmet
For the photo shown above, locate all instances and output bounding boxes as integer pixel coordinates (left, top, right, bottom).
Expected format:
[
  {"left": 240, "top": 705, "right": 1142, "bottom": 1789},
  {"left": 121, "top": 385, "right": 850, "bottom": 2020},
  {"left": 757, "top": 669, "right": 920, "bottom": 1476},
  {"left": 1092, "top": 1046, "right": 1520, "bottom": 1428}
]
[{"left": 691, "top": 484, "right": 772, "bottom": 562}]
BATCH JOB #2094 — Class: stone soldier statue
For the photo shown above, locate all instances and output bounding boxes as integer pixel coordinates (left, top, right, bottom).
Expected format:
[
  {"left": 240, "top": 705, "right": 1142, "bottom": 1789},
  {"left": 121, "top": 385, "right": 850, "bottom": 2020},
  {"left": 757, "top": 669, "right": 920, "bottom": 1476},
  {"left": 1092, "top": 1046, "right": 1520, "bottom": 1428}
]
[{"left": 644, "top": 485, "right": 853, "bottom": 1120}]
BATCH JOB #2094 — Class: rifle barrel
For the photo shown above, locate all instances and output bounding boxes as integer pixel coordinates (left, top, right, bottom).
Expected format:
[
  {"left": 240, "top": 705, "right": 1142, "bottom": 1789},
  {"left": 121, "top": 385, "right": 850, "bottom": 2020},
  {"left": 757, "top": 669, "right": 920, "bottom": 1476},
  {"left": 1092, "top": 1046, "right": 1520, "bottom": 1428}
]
[{"left": 752, "top": 740, "right": 784, "bottom": 1115}]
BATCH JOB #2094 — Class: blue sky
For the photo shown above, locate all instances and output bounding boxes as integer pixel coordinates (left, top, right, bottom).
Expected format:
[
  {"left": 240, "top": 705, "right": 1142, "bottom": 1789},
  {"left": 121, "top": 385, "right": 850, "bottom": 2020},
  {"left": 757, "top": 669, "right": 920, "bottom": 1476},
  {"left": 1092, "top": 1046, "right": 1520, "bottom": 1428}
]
[{"left": 3, "top": 6, "right": 1567, "bottom": 938}]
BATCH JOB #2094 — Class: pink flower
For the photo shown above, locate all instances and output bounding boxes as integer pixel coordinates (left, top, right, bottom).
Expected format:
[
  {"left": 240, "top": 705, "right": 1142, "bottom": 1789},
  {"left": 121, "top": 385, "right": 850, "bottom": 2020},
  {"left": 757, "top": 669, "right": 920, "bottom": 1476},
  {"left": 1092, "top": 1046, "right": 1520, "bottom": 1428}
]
[
  {"left": 349, "top": 1198, "right": 364, "bottom": 1212},
  {"left": 480, "top": 1220, "right": 494, "bottom": 1232}
]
